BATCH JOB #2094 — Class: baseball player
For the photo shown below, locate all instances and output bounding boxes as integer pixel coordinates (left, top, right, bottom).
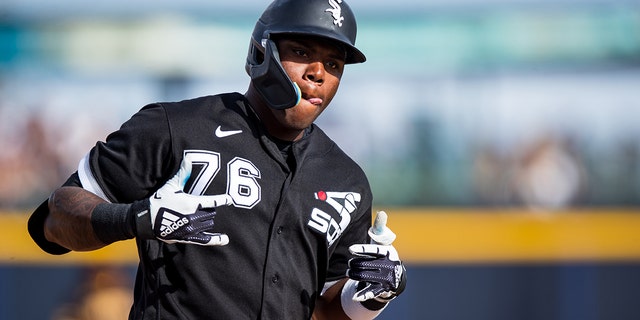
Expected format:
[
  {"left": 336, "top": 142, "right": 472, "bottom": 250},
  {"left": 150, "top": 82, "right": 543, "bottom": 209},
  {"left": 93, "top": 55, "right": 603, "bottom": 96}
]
[{"left": 28, "top": 0, "right": 407, "bottom": 319}]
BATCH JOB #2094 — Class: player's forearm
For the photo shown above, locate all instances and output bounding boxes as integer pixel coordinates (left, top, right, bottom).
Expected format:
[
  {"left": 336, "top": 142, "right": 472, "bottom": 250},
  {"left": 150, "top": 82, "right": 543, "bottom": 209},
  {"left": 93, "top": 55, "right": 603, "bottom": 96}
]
[
  {"left": 45, "top": 186, "right": 109, "bottom": 251},
  {"left": 313, "top": 278, "right": 351, "bottom": 320}
]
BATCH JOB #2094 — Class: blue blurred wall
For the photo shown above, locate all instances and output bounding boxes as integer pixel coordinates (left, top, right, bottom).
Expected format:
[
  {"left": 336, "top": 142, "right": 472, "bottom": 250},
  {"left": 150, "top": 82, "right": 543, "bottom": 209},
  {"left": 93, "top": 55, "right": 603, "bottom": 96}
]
[{"left": 2, "top": 263, "right": 640, "bottom": 320}]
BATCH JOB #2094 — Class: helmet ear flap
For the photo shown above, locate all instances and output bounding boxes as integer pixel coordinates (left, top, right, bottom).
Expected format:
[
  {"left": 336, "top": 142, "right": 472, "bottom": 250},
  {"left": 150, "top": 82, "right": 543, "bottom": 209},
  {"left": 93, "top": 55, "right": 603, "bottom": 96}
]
[{"left": 247, "top": 39, "right": 301, "bottom": 110}]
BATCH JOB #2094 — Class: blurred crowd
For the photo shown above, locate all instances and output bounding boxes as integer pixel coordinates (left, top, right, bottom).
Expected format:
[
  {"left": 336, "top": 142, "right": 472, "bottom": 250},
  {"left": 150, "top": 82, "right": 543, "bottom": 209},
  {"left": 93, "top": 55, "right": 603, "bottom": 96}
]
[
  {"left": 0, "top": 109, "right": 109, "bottom": 210},
  {"left": 473, "top": 135, "right": 588, "bottom": 209},
  {"left": 0, "top": 114, "right": 66, "bottom": 209},
  {"left": 472, "top": 134, "right": 640, "bottom": 208},
  {"left": 1, "top": 105, "right": 637, "bottom": 211}
]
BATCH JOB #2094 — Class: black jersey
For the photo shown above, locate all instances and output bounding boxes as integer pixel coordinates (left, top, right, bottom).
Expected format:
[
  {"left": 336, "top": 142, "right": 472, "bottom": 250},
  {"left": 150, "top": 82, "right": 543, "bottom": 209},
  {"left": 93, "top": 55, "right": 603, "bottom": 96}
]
[{"left": 65, "top": 93, "right": 372, "bottom": 319}]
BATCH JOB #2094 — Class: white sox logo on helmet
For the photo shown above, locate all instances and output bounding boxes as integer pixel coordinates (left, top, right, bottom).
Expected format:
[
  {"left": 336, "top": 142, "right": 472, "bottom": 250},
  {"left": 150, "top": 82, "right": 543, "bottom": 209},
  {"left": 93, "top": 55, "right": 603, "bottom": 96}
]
[
  {"left": 307, "top": 190, "right": 360, "bottom": 246},
  {"left": 326, "top": 0, "right": 345, "bottom": 27}
]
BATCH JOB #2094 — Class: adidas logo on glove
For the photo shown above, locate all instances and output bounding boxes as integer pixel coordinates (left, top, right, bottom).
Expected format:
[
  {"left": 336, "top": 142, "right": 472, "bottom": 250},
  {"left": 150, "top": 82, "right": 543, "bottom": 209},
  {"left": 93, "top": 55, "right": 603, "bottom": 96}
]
[{"left": 158, "top": 209, "right": 190, "bottom": 237}]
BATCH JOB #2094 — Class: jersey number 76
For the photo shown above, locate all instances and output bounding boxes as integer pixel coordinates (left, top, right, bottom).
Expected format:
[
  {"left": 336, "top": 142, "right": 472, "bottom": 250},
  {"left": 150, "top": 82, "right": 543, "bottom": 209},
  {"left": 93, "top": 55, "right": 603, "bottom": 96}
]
[{"left": 183, "top": 150, "right": 262, "bottom": 209}]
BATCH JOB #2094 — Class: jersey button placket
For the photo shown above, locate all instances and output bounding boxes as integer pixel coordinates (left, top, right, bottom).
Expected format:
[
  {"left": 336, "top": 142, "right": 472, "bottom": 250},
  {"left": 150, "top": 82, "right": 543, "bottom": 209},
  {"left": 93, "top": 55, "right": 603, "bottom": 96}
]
[{"left": 271, "top": 274, "right": 280, "bottom": 284}]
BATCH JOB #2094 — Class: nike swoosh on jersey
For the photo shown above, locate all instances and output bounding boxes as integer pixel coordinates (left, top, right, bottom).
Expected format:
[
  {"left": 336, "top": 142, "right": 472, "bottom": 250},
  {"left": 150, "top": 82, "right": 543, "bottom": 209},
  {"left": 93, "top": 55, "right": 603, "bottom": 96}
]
[{"left": 215, "top": 126, "right": 243, "bottom": 138}]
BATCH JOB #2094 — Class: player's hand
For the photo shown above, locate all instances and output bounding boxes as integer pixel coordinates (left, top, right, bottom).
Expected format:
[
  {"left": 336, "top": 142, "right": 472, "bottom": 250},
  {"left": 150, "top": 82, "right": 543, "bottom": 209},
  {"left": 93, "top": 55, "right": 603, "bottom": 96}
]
[
  {"left": 347, "top": 211, "right": 406, "bottom": 302},
  {"left": 347, "top": 243, "right": 406, "bottom": 302},
  {"left": 140, "top": 157, "right": 232, "bottom": 246}
]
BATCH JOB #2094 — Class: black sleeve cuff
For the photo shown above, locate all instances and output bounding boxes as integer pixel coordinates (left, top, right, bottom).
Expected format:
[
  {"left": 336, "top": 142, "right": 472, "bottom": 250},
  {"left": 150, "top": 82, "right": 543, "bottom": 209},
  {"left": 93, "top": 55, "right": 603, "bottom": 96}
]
[
  {"left": 361, "top": 298, "right": 389, "bottom": 311},
  {"left": 27, "top": 200, "right": 71, "bottom": 255}
]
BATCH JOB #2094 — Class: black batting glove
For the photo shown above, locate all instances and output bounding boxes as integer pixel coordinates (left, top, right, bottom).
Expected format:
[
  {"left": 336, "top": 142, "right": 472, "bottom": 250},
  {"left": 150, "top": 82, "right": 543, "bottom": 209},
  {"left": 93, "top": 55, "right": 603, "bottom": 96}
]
[{"left": 347, "top": 243, "right": 407, "bottom": 302}]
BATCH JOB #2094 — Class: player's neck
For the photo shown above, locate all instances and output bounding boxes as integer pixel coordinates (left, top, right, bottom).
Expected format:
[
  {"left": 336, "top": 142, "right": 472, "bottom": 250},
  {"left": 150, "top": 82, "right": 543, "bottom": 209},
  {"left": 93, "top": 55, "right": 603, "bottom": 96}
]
[{"left": 244, "top": 89, "right": 305, "bottom": 142}]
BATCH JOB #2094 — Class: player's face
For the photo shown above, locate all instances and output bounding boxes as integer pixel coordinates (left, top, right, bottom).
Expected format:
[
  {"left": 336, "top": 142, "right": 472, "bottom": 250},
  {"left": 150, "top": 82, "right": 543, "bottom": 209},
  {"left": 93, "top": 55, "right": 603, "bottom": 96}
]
[{"left": 267, "top": 37, "right": 346, "bottom": 140}]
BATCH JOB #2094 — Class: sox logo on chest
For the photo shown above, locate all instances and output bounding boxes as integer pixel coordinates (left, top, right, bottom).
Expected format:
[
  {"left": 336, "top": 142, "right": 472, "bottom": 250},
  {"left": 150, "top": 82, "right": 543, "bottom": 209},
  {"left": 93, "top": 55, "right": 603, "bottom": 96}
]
[{"left": 308, "top": 190, "right": 361, "bottom": 246}]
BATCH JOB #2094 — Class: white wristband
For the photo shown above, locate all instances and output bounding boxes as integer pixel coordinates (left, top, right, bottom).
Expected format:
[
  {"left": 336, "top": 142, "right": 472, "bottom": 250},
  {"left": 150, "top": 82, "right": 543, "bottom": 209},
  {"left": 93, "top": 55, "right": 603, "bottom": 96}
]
[{"left": 340, "top": 279, "right": 387, "bottom": 320}]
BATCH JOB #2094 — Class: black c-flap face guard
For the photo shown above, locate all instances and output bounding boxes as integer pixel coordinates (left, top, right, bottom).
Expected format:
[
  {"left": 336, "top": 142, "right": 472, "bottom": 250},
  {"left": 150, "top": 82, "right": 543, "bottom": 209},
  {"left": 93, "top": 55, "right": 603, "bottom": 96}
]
[{"left": 248, "top": 39, "right": 301, "bottom": 110}]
